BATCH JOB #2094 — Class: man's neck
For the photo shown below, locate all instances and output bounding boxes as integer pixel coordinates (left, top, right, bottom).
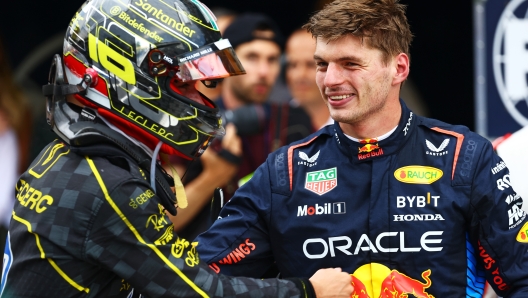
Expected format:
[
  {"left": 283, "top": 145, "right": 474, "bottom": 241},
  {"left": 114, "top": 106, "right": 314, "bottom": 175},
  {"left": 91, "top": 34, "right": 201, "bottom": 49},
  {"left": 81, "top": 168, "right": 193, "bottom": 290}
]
[{"left": 340, "top": 98, "right": 402, "bottom": 139}]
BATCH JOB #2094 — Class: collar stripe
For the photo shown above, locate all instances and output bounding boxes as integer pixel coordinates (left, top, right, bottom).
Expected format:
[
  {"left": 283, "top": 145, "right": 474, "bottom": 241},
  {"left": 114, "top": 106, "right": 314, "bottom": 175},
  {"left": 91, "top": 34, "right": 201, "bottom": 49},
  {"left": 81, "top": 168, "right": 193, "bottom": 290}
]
[
  {"left": 430, "top": 127, "right": 465, "bottom": 180},
  {"left": 288, "top": 136, "right": 319, "bottom": 191}
]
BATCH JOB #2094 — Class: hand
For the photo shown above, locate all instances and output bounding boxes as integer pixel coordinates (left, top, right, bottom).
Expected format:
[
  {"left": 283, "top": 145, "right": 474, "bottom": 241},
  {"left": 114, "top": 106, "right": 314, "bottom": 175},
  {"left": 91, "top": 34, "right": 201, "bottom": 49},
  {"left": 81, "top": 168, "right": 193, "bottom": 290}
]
[
  {"left": 309, "top": 268, "right": 353, "bottom": 298},
  {"left": 221, "top": 123, "right": 242, "bottom": 156}
]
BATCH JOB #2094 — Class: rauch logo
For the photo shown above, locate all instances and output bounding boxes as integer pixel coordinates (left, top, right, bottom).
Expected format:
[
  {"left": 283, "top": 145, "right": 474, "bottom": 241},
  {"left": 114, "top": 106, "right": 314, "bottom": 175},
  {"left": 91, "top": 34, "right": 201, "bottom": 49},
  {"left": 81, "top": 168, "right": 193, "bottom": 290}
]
[
  {"left": 305, "top": 168, "right": 337, "bottom": 195},
  {"left": 394, "top": 166, "right": 443, "bottom": 184}
]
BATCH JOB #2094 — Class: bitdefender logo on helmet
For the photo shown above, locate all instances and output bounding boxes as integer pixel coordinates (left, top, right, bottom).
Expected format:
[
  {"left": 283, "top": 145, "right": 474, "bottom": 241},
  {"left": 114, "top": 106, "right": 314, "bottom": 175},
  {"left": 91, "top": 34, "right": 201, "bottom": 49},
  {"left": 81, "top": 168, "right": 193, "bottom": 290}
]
[{"left": 493, "top": 0, "right": 528, "bottom": 126}]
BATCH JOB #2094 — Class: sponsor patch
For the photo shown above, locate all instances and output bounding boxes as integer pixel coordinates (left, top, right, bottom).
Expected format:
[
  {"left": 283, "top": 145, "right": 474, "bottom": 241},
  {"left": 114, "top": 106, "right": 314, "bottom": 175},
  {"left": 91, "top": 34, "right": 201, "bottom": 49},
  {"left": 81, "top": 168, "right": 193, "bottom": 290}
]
[
  {"left": 298, "top": 150, "right": 320, "bottom": 167},
  {"left": 305, "top": 168, "right": 337, "bottom": 195},
  {"left": 425, "top": 139, "right": 449, "bottom": 156},
  {"left": 492, "top": 161, "right": 507, "bottom": 175},
  {"left": 396, "top": 193, "right": 440, "bottom": 208},
  {"left": 403, "top": 112, "right": 413, "bottom": 136},
  {"left": 358, "top": 139, "right": 384, "bottom": 160},
  {"left": 516, "top": 222, "right": 528, "bottom": 243},
  {"left": 506, "top": 193, "right": 526, "bottom": 229},
  {"left": 478, "top": 241, "right": 510, "bottom": 291},
  {"left": 460, "top": 140, "right": 477, "bottom": 177},
  {"left": 274, "top": 153, "right": 287, "bottom": 187},
  {"left": 394, "top": 166, "right": 443, "bottom": 184},
  {"left": 497, "top": 174, "right": 512, "bottom": 190},
  {"left": 297, "top": 202, "right": 346, "bottom": 216},
  {"left": 393, "top": 214, "right": 445, "bottom": 221}
]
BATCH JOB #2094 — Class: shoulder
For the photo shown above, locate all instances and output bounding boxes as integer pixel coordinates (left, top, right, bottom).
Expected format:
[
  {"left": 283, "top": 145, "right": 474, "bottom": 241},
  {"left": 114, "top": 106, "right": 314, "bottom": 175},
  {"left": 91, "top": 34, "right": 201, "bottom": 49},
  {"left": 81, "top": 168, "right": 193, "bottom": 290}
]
[
  {"left": 416, "top": 115, "right": 487, "bottom": 144},
  {"left": 271, "top": 126, "right": 334, "bottom": 157},
  {"left": 416, "top": 116, "right": 494, "bottom": 182}
]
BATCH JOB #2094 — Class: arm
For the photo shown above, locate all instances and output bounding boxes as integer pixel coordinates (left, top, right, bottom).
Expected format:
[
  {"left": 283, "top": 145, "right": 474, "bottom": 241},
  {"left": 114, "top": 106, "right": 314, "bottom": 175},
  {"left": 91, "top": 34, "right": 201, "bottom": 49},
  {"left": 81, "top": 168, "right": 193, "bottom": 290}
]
[
  {"left": 195, "top": 160, "right": 276, "bottom": 278},
  {"left": 85, "top": 164, "right": 321, "bottom": 298},
  {"left": 167, "top": 124, "right": 241, "bottom": 232},
  {"left": 468, "top": 141, "right": 528, "bottom": 297}
]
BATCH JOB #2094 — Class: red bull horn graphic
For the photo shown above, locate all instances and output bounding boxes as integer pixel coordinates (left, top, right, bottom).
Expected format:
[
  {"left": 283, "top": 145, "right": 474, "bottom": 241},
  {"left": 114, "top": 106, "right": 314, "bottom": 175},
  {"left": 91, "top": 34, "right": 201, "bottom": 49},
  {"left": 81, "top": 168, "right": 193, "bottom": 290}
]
[
  {"left": 350, "top": 263, "right": 434, "bottom": 298},
  {"left": 358, "top": 144, "right": 381, "bottom": 153},
  {"left": 358, "top": 139, "right": 384, "bottom": 160},
  {"left": 359, "top": 139, "right": 378, "bottom": 144}
]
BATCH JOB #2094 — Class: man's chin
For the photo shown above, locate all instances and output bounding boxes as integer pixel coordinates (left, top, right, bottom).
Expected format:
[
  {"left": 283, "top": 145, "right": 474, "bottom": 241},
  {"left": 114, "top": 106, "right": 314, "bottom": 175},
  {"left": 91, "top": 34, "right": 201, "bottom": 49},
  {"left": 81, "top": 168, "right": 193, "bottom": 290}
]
[{"left": 250, "top": 93, "right": 270, "bottom": 104}]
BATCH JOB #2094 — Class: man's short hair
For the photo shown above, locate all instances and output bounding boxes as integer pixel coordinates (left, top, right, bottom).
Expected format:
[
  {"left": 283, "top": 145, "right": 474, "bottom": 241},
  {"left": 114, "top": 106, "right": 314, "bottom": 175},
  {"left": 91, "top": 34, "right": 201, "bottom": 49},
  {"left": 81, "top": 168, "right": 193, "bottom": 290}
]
[
  {"left": 303, "top": 0, "right": 413, "bottom": 64},
  {"left": 223, "top": 13, "right": 284, "bottom": 51}
]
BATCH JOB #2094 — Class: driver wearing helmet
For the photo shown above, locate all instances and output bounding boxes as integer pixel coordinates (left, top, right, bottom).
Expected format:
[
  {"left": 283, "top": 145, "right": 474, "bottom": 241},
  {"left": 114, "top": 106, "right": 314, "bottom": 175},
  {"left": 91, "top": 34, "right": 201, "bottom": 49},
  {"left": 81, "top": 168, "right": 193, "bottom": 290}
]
[{"left": 0, "top": 0, "right": 353, "bottom": 297}]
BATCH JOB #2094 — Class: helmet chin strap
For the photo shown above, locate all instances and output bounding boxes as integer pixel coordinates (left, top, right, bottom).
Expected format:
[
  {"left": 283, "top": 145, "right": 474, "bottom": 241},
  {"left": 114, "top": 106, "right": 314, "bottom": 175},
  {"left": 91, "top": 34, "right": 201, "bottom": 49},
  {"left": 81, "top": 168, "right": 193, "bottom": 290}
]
[
  {"left": 150, "top": 141, "right": 164, "bottom": 194},
  {"left": 152, "top": 141, "right": 188, "bottom": 209}
]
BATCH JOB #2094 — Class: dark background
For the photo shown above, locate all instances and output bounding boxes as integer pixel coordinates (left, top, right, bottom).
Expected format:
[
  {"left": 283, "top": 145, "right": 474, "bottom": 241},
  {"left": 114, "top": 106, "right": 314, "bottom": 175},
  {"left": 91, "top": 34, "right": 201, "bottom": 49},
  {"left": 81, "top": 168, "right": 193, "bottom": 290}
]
[{"left": 0, "top": 0, "right": 474, "bottom": 156}]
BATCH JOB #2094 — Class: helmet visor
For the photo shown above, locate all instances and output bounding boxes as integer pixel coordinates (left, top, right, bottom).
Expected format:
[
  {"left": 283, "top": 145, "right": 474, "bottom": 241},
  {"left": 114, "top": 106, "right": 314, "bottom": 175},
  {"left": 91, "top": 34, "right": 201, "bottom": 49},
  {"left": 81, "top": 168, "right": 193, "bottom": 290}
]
[{"left": 175, "top": 39, "right": 246, "bottom": 81}]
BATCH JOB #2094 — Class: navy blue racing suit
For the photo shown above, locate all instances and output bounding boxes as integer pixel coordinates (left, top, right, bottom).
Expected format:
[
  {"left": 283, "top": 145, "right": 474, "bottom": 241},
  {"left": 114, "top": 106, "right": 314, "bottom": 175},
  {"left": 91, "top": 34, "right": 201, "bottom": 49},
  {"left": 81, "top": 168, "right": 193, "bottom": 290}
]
[{"left": 196, "top": 100, "right": 528, "bottom": 297}]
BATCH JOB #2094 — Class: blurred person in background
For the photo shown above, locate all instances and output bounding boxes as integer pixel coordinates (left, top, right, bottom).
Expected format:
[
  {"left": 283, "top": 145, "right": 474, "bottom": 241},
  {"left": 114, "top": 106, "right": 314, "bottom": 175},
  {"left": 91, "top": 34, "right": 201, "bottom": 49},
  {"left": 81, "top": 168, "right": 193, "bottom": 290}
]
[
  {"left": 195, "top": 6, "right": 238, "bottom": 101},
  {"left": 0, "top": 0, "right": 353, "bottom": 297},
  {"left": 286, "top": 28, "right": 332, "bottom": 130},
  {"left": 0, "top": 36, "right": 32, "bottom": 252},
  {"left": 169, "top": 13, "right": 314, "bottom": 240}
]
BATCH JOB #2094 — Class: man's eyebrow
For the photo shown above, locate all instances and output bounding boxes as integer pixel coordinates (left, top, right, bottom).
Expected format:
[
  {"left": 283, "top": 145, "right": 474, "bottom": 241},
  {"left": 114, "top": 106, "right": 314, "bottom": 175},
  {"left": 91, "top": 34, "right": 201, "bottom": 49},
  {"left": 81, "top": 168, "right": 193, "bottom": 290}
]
[{"left": 313, "top": 55, "right": 363, "bottom": 62}]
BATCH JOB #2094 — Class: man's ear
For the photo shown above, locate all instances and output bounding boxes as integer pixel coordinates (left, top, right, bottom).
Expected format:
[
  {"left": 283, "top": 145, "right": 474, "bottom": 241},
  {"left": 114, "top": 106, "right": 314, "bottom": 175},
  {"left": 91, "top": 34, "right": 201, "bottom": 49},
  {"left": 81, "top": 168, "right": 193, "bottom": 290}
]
[{"left": 392, "top": 53, "right": 410, "bottom": 86}]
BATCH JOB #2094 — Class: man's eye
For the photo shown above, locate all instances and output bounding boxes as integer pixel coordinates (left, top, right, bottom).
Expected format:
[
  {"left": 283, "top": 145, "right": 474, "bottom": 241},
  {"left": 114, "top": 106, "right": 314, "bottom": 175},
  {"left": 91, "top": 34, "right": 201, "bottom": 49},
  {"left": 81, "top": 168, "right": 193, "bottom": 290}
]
[{"left": 245, "top": 55, "right": 258, "bottom": 62}]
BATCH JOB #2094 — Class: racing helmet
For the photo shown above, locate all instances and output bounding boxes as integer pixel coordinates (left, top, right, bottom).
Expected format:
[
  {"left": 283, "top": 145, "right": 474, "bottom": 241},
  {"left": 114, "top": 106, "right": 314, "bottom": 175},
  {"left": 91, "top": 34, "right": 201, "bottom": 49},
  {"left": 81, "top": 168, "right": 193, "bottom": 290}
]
[{"left": 43, "top": 0, "right": 245, "bottom": 159}]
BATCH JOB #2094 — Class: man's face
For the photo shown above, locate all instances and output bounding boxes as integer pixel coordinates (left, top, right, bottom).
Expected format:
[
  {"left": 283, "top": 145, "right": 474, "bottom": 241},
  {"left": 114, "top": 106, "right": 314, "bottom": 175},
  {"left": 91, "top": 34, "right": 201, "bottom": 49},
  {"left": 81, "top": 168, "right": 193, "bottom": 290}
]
[
  {"left": 314, "top": 35, "right": 394, "bottom": 125},
  {"left": 227, "top": 39, "right": 281, "bottom": 104},
  {"left": 173, "top": 80, "right": 206, "bottom": 105},
  {"left": 286, "top": 31, "right": 321, "bottom": 107}
]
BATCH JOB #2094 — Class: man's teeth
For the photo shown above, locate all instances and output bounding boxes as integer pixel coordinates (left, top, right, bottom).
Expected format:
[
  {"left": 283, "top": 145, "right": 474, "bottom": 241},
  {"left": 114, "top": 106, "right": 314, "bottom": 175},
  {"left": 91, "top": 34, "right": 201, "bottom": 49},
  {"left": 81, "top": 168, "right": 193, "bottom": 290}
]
[{"left": 329, "top": 94, "right": 352, "bottom": 100}]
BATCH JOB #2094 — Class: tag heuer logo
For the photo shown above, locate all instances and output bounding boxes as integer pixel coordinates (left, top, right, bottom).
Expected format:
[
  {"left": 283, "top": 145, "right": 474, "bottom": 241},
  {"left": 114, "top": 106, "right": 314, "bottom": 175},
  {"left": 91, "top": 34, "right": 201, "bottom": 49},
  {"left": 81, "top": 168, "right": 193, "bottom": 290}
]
[{"left": 305, "top": 168, "right": 337, "bottom": 195}]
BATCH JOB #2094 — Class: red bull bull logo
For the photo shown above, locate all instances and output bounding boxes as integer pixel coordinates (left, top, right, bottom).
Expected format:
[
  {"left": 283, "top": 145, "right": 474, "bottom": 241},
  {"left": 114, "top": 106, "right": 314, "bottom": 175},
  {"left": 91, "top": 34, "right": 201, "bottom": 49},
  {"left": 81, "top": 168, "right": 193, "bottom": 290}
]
[
  {"left": 357, "top": 139, "right": 384, "bottom": 160},
  {"left": 350, "top": 263, "right": 434, "bottom": 298},
  {"left": 358, "top": 143, "right": 381, "bottom": 153}
]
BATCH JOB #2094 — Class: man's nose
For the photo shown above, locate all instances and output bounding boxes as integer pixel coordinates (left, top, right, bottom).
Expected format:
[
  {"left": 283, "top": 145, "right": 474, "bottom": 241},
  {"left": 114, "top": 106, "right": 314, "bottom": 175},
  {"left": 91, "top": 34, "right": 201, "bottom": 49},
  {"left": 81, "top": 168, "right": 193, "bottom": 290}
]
[
  {"left": 323, "top": 63, "right": 345, "bottom": 87},
  {"left": 257, "top": 60, "right": 273, "bottom": 76}
]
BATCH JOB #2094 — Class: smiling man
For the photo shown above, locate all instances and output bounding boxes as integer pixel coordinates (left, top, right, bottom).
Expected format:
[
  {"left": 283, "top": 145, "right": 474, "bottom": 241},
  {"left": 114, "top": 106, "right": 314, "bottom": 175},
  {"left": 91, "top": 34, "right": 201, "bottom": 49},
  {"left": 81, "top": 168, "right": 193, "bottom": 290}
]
[{"left": 196, "top": 0, "right": 528, "bottom": 297}]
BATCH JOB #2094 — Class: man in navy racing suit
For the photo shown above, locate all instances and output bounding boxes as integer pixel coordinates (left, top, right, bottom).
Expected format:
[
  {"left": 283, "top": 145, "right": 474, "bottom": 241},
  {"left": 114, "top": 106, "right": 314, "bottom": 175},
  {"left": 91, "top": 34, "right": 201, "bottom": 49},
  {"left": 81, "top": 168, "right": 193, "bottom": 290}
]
[
  {"left": 195, "top": 0, "right": 528, "bottom": 297},
  {"left": 0, "top": 0, "right": 353, "bottom": 297}
]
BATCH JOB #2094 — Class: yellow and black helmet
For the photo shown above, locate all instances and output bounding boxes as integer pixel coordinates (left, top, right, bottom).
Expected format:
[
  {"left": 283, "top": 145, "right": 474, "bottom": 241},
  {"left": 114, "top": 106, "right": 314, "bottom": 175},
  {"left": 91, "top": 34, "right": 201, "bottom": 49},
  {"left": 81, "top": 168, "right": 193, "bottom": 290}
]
[{"left": 44, "top": 0, "right": 245, "bottom": 158}]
